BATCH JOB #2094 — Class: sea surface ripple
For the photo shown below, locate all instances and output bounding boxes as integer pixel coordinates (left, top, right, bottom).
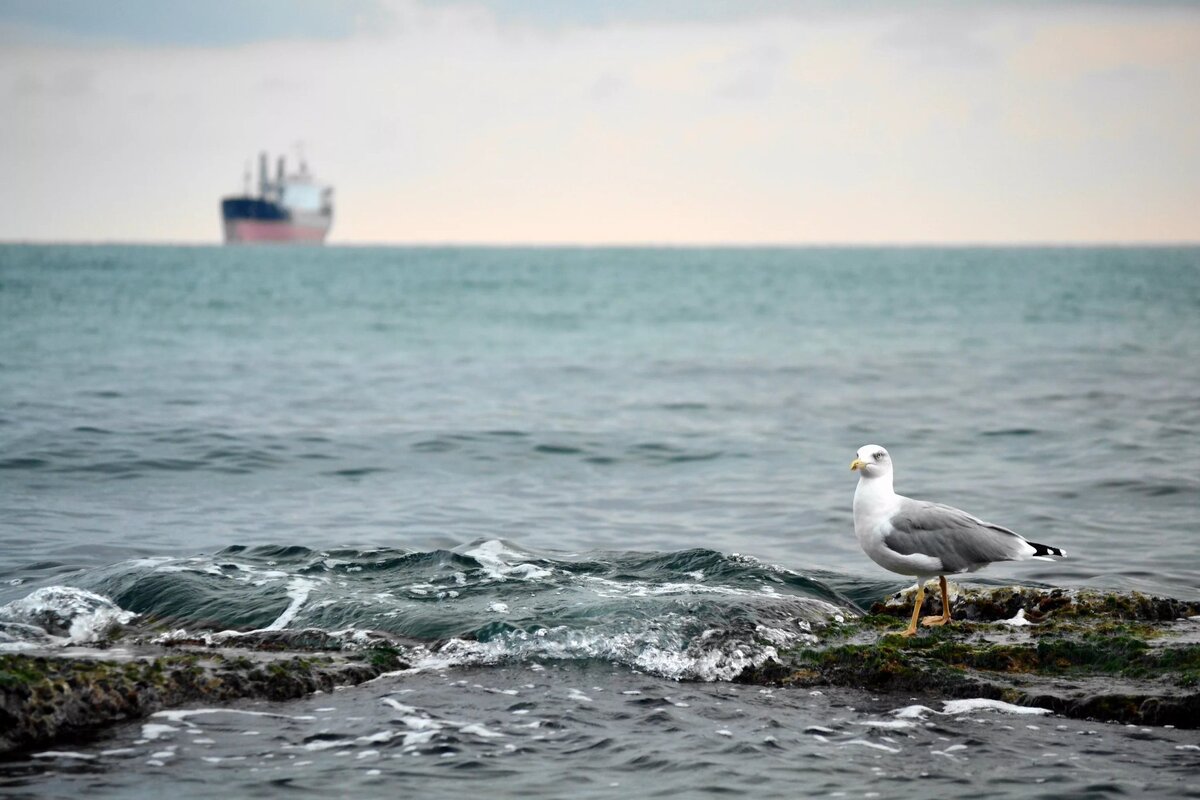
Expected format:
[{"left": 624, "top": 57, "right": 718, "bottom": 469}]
[{"left": 1, "top": 245, "right": 1199, "bottom": 796}]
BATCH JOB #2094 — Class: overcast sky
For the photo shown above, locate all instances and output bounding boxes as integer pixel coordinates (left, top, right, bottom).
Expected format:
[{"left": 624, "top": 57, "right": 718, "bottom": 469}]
[{"left": 2, "top": 0, "right": 1198, "bottom": 244}]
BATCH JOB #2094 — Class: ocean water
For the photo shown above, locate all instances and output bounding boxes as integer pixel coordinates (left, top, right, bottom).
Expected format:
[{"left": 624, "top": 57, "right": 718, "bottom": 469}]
[{"left": 1, "top": 245, "right": 1199, "bottom": 797}]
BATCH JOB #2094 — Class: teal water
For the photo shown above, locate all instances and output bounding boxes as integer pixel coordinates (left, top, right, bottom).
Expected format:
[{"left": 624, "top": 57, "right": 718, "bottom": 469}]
[{"left": 1, "top": 245, "right": 1199, "bottom": 797}]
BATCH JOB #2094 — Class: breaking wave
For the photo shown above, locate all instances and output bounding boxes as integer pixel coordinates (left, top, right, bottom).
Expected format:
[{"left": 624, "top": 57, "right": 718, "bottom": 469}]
[{"left": 0, "top": 540, "right": 859, "bottom": 681}]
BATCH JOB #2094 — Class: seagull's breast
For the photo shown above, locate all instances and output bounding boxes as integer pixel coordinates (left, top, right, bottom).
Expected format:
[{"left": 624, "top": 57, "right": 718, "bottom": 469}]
[{"left": 853, "top": 479, "right": 943, "bottom": 578}]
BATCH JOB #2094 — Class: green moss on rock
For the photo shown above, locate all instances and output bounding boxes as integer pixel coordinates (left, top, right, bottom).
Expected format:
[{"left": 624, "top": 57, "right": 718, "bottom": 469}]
[
  {"left": 750, "top": 586, "right": 1200, "bottom": 729},
  {"left": 0, "top": 646, "right": 404, "bottom": 756}
]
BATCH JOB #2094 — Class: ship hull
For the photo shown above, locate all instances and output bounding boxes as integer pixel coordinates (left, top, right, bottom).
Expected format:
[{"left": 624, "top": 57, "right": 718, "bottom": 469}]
[
  {"left": 223, "top": 219, "right": 329, "bottom": 244},
  {"left": 221, "top": 197, "right": 331, "bottom": 245}
]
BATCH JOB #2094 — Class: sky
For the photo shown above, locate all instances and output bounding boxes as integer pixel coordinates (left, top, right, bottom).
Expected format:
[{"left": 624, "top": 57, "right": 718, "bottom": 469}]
[{"left": 1, "top": 0, "right": 1198, "bottom": 244}]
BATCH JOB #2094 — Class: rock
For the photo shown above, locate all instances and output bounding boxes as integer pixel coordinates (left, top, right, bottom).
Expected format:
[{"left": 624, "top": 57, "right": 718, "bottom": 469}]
[
  {"left": 736, "top": 585, "right": 1200, "bottom": 728},
  {"left": 0, "top": 640, "right": 410, "bottom": 756},
  {"left": 3, "top": 585, "right": 1197, "bottom": 755}
]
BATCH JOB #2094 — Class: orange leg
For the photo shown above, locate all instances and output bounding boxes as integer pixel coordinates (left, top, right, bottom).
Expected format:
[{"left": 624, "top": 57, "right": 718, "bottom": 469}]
[
  {"left": 922, "top": 576, "right": 952, "bottom": 627},
  {"left": 900, "top": 582, "right": 925, "bottom": 637}
]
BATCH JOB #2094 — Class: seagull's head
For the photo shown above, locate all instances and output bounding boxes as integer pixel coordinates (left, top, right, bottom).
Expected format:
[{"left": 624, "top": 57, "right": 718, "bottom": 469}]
[{"left": 850, "top": 445, "right": 892, "bottom": 478}]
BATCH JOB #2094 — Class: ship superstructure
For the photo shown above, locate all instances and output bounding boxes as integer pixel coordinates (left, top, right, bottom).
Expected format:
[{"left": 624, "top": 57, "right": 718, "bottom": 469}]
[{"left": 221, "top": 151, "right": 333, "bottom": 244}]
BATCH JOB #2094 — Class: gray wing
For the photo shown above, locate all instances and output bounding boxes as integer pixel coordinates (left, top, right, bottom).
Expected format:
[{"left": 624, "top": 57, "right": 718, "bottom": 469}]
[{"left": 884, "top": 499, "right": 1033, "bottom": 574}]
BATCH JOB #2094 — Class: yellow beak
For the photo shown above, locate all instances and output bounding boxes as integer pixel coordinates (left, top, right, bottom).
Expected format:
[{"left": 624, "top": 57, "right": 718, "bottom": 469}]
[{"left": 850, "top": 459, "right": 865, "bottom": 471}]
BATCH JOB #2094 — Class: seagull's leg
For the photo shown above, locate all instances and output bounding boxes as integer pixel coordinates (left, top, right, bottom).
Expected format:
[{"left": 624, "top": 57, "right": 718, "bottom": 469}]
[
  {"left": 922, "top": 575, "right": 952, "bottom": 627},
  {"left": 900, "top": 582, "right": 924, "bottom": 637}
]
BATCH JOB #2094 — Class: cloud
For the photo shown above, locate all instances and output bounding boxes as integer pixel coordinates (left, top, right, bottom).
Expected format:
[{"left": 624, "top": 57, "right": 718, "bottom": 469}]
[{"left": 0, "top": 1, "right": 1198, "bottom": 243}]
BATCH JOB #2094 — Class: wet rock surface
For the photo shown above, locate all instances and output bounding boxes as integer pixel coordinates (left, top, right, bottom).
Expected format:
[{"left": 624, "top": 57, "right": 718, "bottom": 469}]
[
  {"left": 0, "top": 629, "right": 410, "bottom": 756},
  {"left": 738, "top": 585, "right": 1200, "bottom": 728},
  {"left": 2, "top": 586, "right": 1198, "bottom": 757}
]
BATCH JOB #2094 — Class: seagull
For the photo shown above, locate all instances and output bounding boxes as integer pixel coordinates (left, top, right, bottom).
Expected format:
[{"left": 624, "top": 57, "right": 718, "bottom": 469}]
[{"left": 850, "top": 445, "right": 1066, "bottom": 637}]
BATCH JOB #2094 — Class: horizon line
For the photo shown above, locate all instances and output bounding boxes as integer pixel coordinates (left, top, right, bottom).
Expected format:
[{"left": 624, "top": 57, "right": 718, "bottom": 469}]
[{"left": 3, "top": 239, "right": 1200, "bottom": 249}]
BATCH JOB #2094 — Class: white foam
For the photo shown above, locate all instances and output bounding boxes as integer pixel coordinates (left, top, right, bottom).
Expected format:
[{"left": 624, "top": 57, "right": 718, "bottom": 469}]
[
  {"left": 894, "top": 699, "right": 1052, "bottom": 719},
  {"left": 893, "top": 705, "right": 937, "bottom": 719},
  {"left": 0, "top": 641, "right": 44, "bottom": 653},
  {"left": 266, "top": 577, "right": 319, "bottom": 631},
  {"left": 153, "top": 708, "right": 316, "bottom": 722},
  {"left": 302, "top": 739, "right": 346, "bottom": 751},
  {"left": 406, "top": 623, "right": 787, "bottom": 682},
  {"left": 999, "top": 609, "right": 1033, "bottom": 627},
  {"left": 32, "top": 751, "right": 97, "bottom": 760},
  {"left": 459, "top": 539, "right": 554, "bottom": 582},
  {"left": 458, "top": 723, "right": 504, "bottom": 739},
  {"left": 854, "top": 719, "right": 916, "bottom": 730},
  {"left": 150, "top": 628, "right": 192, "bottom": 645},
  {"left": 0, "top": 586, "right": 136, "bottom": 646},
  {"left": 942, "top": 699, "right": 1051, "bottom": 716},
  {"left": 382, "top": 698, "right": 418, "bottom": 714},
  {"left": 140, "top": 723, "right": 178, "bottom": 741},
  {"left": 840, "top": 739, "right": 902, "bottom": 753}
]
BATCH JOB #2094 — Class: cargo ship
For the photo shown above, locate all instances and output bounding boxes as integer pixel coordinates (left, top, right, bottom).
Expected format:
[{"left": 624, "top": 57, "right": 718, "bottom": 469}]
[{"left": 221, "top": 151, "right": 333, "bottom": 244}]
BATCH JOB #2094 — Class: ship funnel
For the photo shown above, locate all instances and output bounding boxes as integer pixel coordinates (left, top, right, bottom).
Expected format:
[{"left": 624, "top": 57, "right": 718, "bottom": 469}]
[
  {"left": 258, "top": 152, "right": 269, "bottom": 197},
  {"left": 277, "top": 156, "right": 285, "bottom": 184}
]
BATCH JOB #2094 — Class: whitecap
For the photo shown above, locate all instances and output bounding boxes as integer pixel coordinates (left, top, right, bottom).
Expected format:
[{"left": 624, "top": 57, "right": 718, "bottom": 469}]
[
  {"left": 840, "top": 739, "right": 902, "bottom": 753},
  {"left": 302, "top": 739, "right": 346, "bottom": 751},
  {"left": 458, "top": 723, "right": 505, "bottom": 739},
  {"left": 153, "top": 708, "right": 316, "bottom": 722},
  {"left": 0, "top": 586, "right": 136, "bottom": 646},
  {"left": 854, "top": 719, "right": 915, "bottom": 730},
  {"left": 265, "top": 577, "right": 320, "bottom": 631},
  {"left": 942, "top": 699, "right": 1051, "bottom": 716},
  {"left": 32, "top": 751, "right": 97, "bottom": 760},
  {"left": 458, "top": 539, "right": 554, "bottom": 582},
  {"left": 894, "top": 699, "right": 1051, "bottom": 719},
  {"left": 382, "top": 698, "right": 418, "bottom": 714}
]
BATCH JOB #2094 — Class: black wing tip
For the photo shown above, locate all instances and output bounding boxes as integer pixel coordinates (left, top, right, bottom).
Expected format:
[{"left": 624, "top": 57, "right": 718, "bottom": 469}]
[{"left": 1029, "top": 541, "right": 1066, "bottom": 558}]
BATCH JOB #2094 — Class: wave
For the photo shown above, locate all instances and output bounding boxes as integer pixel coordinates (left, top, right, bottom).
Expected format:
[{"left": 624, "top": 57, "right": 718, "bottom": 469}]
[
  {"left": 0, "top": 540, "right": 858, "bottom": 681},
  {"left": 0, "top": 586, "right": 134, "bottom": 649}
]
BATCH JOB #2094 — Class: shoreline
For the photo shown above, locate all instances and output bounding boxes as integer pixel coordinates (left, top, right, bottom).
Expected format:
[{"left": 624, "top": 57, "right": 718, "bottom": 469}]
[{"left": 2, "top": 585, "right": 1197, "bottom": 757}]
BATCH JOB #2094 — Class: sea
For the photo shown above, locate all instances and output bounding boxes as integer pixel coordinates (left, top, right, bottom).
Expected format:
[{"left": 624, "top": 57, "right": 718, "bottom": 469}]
[{"left": 1, "top": 245, "right": 1198, "bottom": 798}]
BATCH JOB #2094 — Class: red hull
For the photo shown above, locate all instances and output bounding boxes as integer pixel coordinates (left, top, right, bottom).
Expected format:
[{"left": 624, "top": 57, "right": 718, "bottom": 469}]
[{"left": 224, "top": 219, "right": 328, "bottom": 244}]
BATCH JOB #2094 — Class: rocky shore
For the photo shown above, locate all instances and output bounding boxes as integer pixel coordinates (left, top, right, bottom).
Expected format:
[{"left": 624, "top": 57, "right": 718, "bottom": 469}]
[
  {"left": 0, "top": 632, "right": 411, "bottom": 756},
  {"left": 739, "top": 585, "right": 1200, "bottom": 727},
  {"left": 2, "top": 586, "right": 1198, "bottom": 756}
]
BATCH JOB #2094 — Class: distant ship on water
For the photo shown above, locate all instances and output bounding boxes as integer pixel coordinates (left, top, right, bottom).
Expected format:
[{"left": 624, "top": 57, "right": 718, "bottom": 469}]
[{"left": 221, "top": 151, "right": 333, "bottom": 244}]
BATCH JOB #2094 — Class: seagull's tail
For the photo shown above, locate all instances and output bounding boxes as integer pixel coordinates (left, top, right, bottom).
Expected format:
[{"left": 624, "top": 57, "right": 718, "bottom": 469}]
[{"left": 1027, "top": 540, "right": 1066, "bottom": 560}]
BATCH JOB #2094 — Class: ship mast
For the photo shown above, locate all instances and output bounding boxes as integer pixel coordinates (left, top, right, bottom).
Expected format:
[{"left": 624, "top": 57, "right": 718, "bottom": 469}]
[{"left": 258, "top": 152, "right": 269, "bottom": 199}]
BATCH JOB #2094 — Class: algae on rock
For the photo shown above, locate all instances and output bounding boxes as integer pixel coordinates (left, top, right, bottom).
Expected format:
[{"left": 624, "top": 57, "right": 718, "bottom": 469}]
[{"left": 737, "top": 585, "right": 1200, "bottom": 728}]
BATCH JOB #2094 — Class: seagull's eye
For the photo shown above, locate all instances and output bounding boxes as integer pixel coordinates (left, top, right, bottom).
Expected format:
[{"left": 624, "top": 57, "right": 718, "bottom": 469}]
[{"left": 873, "top": 452, "right": 885, "bottom": 461}]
